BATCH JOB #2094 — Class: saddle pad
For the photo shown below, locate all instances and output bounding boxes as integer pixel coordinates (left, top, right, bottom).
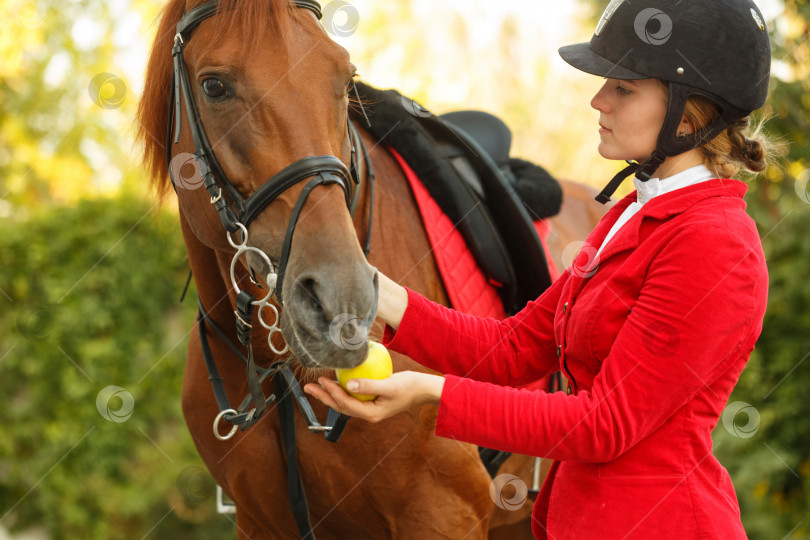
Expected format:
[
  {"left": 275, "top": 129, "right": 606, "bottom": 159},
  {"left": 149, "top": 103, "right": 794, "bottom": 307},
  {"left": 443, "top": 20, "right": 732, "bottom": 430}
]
[
  {"left": 391, "top": 148, "right": 558, "bottom": 319},
  {"left": 390, "top": 148, "right": 506, "bottom": 318}
]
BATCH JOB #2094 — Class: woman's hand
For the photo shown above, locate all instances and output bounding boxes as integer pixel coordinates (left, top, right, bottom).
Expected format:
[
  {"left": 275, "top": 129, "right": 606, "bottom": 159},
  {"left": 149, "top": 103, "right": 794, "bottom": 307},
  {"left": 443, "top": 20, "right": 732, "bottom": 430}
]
[{"left": 303, "top": 371, "right": 444, "bottom": 424}]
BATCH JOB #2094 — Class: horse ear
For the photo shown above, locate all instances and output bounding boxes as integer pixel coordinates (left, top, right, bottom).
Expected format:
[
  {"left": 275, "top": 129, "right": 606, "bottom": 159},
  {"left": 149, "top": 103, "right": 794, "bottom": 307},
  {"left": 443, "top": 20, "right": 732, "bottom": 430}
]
[
  {"left": 508, "top": 158, "right": 563, "bottom": 219},
  {"left": 137, "top": 0, "right": 188, "bottom": 196}
]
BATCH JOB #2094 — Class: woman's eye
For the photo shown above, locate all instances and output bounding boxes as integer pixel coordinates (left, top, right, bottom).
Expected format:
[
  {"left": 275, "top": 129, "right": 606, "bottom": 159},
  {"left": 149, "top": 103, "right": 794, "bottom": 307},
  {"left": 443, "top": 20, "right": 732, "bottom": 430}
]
[
  {"left": 202, "top": 78, "right": 227, "bottom": 99},
  {"left": 616, "top": 84, "right": 632, "bottom": 96}
]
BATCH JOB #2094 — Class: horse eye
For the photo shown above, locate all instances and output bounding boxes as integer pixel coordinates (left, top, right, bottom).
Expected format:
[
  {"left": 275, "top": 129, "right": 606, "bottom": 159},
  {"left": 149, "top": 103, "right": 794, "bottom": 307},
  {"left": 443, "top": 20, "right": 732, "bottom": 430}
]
[{"left": 202, "top": 78, "right": 227, "bottom": 99}]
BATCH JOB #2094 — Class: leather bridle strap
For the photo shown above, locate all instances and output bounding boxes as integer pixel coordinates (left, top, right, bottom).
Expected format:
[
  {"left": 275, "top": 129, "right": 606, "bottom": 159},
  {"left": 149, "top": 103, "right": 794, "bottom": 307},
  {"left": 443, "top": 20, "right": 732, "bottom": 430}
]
[
  {"left": 240, "top": 156, "right": 351, "bottom": 228},
  {"left": 168, "top": 0, "right": 351, "bottom": 235},
  {"left": 273, "top": 170, "right": 348, "bottom": 305}
]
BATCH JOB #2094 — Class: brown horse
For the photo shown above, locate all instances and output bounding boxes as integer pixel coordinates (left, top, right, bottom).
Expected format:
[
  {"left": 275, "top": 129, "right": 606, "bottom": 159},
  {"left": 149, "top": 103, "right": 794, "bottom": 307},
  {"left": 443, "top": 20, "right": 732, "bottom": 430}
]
[{"left": 137, "top": 1, "right": 607, "bottom": 538}]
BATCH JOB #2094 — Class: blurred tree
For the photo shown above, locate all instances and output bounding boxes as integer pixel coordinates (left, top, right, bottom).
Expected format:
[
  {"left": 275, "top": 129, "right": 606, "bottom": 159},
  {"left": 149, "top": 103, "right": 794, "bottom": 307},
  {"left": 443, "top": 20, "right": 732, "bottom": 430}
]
[
  {"left": 0, "top": 198, "right": 233, "bottom": 539},
  {"left": 1, "top": 1, "right": 234, "bottom": 537},
  {"left": 579, "top": 0, "right": 810, "bottom": 537},
  {"left": 0, "top": 0, "right": 157, "bottom": 211}
]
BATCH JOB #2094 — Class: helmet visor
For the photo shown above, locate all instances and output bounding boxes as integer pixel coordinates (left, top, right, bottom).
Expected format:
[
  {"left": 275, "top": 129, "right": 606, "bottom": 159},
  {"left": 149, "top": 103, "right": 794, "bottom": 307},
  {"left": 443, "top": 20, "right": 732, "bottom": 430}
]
[{"left": 559, "top": 43, "right": 647, "bottom": 80}]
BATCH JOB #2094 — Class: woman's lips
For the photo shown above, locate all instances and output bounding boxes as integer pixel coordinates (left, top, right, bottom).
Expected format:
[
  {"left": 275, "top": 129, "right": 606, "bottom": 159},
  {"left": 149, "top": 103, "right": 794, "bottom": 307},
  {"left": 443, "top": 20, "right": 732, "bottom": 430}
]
[{"left": 599, "top": 123, "right": 612, "bottom": 134}]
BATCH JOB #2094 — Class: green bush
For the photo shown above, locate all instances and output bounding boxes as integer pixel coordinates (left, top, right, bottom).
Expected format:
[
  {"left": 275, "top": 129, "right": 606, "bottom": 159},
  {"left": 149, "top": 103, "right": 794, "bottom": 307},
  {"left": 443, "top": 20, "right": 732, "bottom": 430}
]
[
  {"left": 0, "top": 197, "right": 234, "bottom": 539},
  {"left": 714, "top": 177, "right": 810, "bottom": 539}
]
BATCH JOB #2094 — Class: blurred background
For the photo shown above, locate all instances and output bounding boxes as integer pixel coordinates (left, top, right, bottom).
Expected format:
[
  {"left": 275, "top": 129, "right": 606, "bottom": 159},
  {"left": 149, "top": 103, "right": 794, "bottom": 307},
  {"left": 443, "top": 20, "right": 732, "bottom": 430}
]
[{"left": 1, "top": 0, "right": 807, "bottom": 538}]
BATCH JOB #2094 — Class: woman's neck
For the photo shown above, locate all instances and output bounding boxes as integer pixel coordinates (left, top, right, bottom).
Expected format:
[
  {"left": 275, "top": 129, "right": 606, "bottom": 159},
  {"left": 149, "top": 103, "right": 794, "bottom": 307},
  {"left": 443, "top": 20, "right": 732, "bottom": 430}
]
[{"left": 650, "top": 148, "right": 706, "bottom": 180}]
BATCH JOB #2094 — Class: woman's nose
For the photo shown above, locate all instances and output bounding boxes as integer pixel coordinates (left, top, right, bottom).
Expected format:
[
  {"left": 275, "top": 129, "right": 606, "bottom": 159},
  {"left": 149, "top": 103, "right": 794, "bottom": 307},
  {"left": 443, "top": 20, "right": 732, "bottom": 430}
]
[{"left": 590, "top": 80, "right": 610, "bottom": 112}]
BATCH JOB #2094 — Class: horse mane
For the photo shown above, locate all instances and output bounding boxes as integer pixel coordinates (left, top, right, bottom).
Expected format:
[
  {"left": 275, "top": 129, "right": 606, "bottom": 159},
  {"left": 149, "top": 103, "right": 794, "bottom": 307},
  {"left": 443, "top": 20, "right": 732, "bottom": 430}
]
[{"left": 136, "top": 0, "right": 292, "bottom": 196}]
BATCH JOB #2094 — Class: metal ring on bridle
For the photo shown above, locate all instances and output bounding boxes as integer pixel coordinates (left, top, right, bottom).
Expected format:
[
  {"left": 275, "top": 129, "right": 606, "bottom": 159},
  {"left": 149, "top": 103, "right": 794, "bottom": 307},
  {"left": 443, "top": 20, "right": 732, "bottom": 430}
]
[
  {"left": 213, "top": 408, "right": 239, "bottom": 441},
  {"left": 228, "top": 224, "right": 277, "bottom": 305},
  {"left": 267, "top": 326, "right": 289, "bottom": 355},
  {"left": 226, "top": 222, "right": 249, "bottom": 250},
  {"left": 257, "top": 301, "right": 281, "bottom": 331}
]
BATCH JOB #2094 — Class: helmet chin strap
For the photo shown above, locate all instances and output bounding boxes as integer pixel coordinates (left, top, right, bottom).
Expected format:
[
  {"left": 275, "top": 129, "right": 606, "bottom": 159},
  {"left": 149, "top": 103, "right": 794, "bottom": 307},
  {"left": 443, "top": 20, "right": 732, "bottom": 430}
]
[
  {"left": 594, "top": 82, "right": 746, "bottom": 204},
  {"left": 594, "top": 151, "right": 666, "bottom": 204}
]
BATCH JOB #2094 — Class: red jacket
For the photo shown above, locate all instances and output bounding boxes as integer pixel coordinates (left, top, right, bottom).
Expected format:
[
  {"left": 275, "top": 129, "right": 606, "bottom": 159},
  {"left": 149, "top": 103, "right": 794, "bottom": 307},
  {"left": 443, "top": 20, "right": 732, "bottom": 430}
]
[{"left": 384, "top": 179, "right": 767, "bottom": 539}]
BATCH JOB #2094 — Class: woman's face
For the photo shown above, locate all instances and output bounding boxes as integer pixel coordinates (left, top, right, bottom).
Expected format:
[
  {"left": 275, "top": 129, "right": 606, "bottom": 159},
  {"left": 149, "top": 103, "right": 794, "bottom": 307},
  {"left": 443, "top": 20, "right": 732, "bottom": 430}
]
[{"left": 590, "top": 78, "right": 668, "bottom": 163}]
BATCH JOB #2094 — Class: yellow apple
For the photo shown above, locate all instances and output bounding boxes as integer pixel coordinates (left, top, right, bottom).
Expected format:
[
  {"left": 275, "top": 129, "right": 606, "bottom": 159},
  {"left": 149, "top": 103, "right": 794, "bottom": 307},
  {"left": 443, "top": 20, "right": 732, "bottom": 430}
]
[{"left": 335, "top": 341, "right": 393, "bottom": 401}]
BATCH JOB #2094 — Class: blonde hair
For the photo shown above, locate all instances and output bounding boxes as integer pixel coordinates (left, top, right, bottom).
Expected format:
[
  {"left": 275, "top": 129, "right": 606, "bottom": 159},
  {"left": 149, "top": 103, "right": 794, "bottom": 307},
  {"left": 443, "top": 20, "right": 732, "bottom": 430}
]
[
  {"left": 682, "top": 95, "right": 770, "bottom": 178},
  {"left": 661, "top": 81, "right": 777, "bottom": 179}
]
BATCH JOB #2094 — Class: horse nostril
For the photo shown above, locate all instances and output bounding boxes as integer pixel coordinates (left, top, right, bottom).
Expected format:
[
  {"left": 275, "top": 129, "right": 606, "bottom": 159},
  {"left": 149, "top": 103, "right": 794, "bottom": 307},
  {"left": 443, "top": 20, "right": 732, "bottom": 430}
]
[
  {"left": 291, "top": 271, "right": 374, "bottom": 350},
  {"left": 299, "top": 276, "right": 323, "bottom": 313}
]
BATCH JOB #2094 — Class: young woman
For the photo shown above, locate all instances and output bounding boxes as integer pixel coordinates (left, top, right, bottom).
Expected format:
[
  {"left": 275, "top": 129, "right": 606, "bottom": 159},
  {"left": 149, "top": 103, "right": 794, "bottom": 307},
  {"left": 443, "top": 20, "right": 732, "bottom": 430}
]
[{"left": 305, "top": 0, "right": 773, "bottom": 537}]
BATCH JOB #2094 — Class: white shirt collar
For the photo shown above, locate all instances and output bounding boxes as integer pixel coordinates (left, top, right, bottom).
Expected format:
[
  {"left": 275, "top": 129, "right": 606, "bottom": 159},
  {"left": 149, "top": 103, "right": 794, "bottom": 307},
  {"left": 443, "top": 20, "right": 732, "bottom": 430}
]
[{"left": 633, "top": 164, "right": 715, "bottom": 204}]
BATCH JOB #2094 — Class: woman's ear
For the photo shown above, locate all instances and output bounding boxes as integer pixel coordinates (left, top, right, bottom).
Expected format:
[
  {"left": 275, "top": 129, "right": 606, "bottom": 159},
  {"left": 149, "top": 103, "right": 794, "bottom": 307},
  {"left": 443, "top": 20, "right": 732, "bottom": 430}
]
[{"left": 677, "top": 115, "right": 693, "bottom": 137}]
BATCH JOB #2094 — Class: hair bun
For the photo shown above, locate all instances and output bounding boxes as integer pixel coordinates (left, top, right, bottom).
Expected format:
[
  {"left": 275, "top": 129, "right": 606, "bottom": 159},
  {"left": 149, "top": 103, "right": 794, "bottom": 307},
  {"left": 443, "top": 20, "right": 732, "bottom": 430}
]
[{"left": 742, "top": 137, "right": 767, "bottom": 172}]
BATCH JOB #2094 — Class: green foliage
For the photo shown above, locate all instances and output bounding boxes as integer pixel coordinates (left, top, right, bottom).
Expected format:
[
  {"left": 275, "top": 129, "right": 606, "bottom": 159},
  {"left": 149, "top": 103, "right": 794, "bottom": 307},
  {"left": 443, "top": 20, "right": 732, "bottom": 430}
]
[
  {"left": 0, "top": 0, "right": 149, "bottom": 206},
  {"left": 0, "top": 198, "right": 233, "bottom": 539},
  {"left": 715, "top": 166, "right": 810, "bottom": 539}
]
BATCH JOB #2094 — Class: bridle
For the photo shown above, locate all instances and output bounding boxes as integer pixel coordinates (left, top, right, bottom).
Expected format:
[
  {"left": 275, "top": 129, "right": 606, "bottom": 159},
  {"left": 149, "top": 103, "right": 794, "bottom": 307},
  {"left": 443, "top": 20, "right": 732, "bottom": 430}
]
[
  {"left": 167, "top": 0, "right": 371, "bottom": 424},
  {"left": 167, "top": 0, "right": 364, "bottom": 307},
  {"left": 165, "top": 3, "right": 375, "bottom": 535}
]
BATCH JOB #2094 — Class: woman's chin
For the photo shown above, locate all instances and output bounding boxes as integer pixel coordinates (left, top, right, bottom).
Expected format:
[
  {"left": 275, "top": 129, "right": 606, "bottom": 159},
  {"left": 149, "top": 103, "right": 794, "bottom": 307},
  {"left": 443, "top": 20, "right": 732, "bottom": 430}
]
[{"left": 596, "top": 144, "right": 622, "bottom": 161}]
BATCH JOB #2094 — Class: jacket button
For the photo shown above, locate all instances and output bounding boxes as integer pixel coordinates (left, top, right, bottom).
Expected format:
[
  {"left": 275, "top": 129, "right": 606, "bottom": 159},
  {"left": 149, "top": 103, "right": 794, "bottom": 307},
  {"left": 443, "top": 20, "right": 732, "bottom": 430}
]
[
  {"left": 556, "top": 345, "right": 562, "bottom": 358},
  {"left": 562, "top": 302, "right": 568, "bottom": 315},
  {"left": 567, "top": 386, "right": 573, "bottom": 395}
]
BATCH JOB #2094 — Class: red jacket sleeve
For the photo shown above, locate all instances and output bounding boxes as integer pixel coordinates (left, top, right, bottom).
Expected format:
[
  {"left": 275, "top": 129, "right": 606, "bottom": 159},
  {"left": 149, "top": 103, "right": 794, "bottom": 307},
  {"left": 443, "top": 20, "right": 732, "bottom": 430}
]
[
  {"left": 433, "top": 223, "right": 767, "bottom": 460},
  {"left": 383, "top": 273, "right": 566, "bottom": 387}
]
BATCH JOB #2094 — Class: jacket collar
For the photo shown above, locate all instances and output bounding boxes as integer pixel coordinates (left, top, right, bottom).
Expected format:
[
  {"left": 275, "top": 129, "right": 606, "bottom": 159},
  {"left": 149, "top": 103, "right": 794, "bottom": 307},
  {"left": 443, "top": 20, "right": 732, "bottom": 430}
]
[{"left": 579, "top": 178, "right": 749, "bottom": 269}]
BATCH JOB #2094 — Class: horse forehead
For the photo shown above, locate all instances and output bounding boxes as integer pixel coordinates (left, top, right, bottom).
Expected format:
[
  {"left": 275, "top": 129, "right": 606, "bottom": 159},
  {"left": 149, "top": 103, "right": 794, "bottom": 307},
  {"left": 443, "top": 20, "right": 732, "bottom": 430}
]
[{"left": 186, "top": 6, "right": 348, "bottom": 67}]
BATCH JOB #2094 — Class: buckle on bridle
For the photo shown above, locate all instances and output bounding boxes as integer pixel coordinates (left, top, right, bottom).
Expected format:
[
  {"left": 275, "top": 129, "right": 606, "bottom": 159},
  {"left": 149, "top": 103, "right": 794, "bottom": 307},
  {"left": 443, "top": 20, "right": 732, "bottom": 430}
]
[{"left": 210, "top": 186, "right": 223, "bottom": 204}]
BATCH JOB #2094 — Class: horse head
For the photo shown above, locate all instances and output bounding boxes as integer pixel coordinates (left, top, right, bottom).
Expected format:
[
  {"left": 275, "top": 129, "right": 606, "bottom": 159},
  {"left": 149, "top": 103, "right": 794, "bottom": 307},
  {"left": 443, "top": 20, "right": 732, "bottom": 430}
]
[{"left": 138, "top": 0, "right": 377, "bottom": 370}]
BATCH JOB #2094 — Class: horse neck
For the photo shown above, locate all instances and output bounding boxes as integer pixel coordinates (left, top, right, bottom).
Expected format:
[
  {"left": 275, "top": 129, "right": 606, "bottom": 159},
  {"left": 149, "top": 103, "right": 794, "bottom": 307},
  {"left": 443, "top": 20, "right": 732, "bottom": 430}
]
[{"left": 351, "top": 124, "right": 450, "bottom": 314}]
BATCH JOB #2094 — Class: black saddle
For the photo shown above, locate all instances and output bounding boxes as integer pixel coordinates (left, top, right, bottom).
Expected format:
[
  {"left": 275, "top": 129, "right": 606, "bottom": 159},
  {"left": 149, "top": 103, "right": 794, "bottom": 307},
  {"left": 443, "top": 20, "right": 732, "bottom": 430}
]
[{"left": 353, "top": 82, "right": 561, "bottom": 315}]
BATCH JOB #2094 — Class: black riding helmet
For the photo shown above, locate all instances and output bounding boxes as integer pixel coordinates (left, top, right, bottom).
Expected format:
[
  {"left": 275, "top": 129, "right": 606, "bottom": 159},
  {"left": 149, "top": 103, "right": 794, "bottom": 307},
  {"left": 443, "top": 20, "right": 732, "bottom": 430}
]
[{"left": 559, "top": 0, "right": 771, "bottom": 203}]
